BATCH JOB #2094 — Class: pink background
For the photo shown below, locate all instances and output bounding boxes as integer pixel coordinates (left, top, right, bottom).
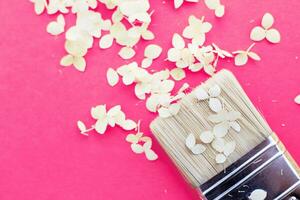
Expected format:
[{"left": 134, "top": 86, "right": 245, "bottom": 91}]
[{"left": 0, "top": 0, "right": 300, "bottom": 199}]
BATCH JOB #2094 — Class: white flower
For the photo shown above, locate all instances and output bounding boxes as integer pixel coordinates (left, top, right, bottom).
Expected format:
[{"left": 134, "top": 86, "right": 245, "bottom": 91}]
[
  {"left": 183, "top": 15, "right": 212, "bottom": 46},
  {"left": 185, "top": 133, "right": 206, "bottom": 155},
  {"left": 194, "top": 84, "right": 223, "bottom": 112},
  {"left": 250, "top": 13, "right": 281, "bottom": 44},
  {"left": 208, "top": 110, "right": 241, "bottom": 138},
  {"left": 167, "top": 33, "right": 195, "bottom": 69},
  {"left": 126, "top": 125, "right": 158, "bottom": 161},
  {"left": 90, "top": 105, "right": 137, "bottom": 134},
  {"left": 233, "top": 43, "right": 261, "bottom": 66}
]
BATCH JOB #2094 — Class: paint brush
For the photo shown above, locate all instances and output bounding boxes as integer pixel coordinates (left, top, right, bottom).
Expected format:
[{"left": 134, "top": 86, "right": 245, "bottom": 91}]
[{"left": 150, "top": 69, "right": 300, "bottom": 200}]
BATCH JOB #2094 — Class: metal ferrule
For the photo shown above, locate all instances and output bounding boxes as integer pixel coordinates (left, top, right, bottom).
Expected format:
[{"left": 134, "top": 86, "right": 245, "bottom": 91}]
[{"left": 199, "top": 135, "right": 300, "bottom": 200}]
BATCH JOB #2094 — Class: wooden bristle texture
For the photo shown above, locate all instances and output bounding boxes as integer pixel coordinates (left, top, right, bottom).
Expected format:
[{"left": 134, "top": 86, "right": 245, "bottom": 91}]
[{"left": 150, "top": 69, "right": 273, "bottom": 188}]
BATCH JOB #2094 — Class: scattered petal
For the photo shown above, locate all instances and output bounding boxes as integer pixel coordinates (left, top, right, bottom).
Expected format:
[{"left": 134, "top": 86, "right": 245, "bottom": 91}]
[
  {"left": 250, "top": 26, "right": 266, "bottom": 41},
  {"left": 223, "top": 141, "right": 236, "bottom": 156},
  {"left": 144, "top": 44, "right": 162, "bottom": 59},
  {"left": 295, "top": 95, "right": 300, "bottom": 104},
  {"left": 262, "top": 13, "right": 274, "bottom": 29},
  {"left": 131, "top": 143, "right": 144, "bottom": 154},
  {"left": 266, "top": 28, "right": 281, "bottom": 43},
  {"left": 118, "top": 47, "right": 136, "bottom": 59},
  {"left": 215, "top": 153, "right": 226, "bottom": 164},
  {"left": 145, "top": 149, "right": 158, "bottom": 160},
  {"left": 200, "top": 131, "right": 214, "bottom": 143},
  {"left": 99, "top": 34, "right": 114, "bottom": 49},
  {"left": 249, "top": 189, "right": 267, "bottom": 200},
  {"left": 234, "top": 53, "right": 248, "bottom": 66},
  {"left": 186, "top": 133, "right": 196, "bottom": 149},
  {"left": 141, "top": 58, "right": 153, "bottom": 68},
  {"left": 121, "top": 119, "right": 137, "bottom": 130},
  {"left": 107, "top": 68, "right": 119, "bottom": 87},
  {"left": 208, "top": 98, "right": 222, "bottom": 112},
  {"left": 170, "top": 68, "right": 186, "bottom": 81}
]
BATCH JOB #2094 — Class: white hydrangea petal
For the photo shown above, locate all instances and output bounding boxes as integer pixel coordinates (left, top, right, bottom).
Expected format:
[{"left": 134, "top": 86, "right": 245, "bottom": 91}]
[
  {"left": 212, "top": 138, "right": 225, "bottom": 152},
  {"left": 170, "top": 68, "right": 186, "bottom": 81},
  {"left": 182, "top": 26, "right": 194, "bottom": 39},
  {"left": 200, "top": 131, "right": 214, "bottom": 144},
  {"left": 229, "top": 121, "right": 241, "bottom": 132},
  {"left": 131, "top": 143, "right": 144, "bottom": 154},
  {"left": 99, "top": 34, "right": 114, "bottom": 49},
  {"left": 145, "top": 149, "right": 158, "bottom": 161},
  {"left": 160, "top": 80, "right": 175, "bottom": 93},
  {"left": 226, "top": 111, "right": 241, "bottom": 121},
  {"left": 189, "top": 63, "right": 203, "bottom": 72},
  {"left": 209, "top": 98, "right": 223, "bottom": 112},
  {"left": 77, "top": 120, "right": 87, "bottom": 132},
  {"left": 208, "top": 85, "right": 221, "bottom": 97},
  {"left": 158, "top": 107, "right": 171, "bottom": 118},
  {"left": 146, "top": 95, "right": 159, "bottom": 112},
  {"left": 295, "top": 95, "right": 300, "bottom": 104},
  {"left": 250, "top": 26, "right": 266, "bottom": 41},
  {"left": 141, "top": 58, "right": 153, "bottom": 68},
  {"left": 141, "top": 136, "right": 152, "bottom": 145},
  {"left": 121, "top": 119, "right": 137, "bottom": 131},
  {"left": 191, "top": 144, "right": 206, "bottom": 155},
  {"left": 32, "top": 0, "right": 46, "bottom": 15},
  {"left": 65, "top": 40, "right": 88, "bottom": 57},
  {"left": 168, "top": 103, "right": 180, "bottom": 115},
  {"left": 249, "top": 189, "right": 267, "bottom": 200},
  {"left": 213, "top": 122, "right": 229, "bottom": 138},
  {"left": 172, "top": 33, "right": 185, "bottom": 49},
  {"left": 215, "top": 5, "right": 225, "bottom": 18},
  {"left": 204, "top": 0, "right": 220, "bottom": 9},
  {"left": 73, "top": 57, "right": 86, "bottom": 72},
  {"left": 91, "top": 105, "right": 107, "bottom": 119},
  {"left": 192, "top": 35, "right": 205, "bottom": 46},
  {"left": 234, "top": 53, "right": 248, "bottom": 66},
  {"left": 248, "top": 52, "right": 261, "bottom": 61},
  {"left": 215, "top": 153, "right": 227, "bottom": 164},
  {"left": 174, "top": 0, "right": 184, "bottom": 9},
  {"left": 60, "top": 55, "right": 73, "bottom": 67},
  {"left": 186, "top": 133, "right": 196, "bottom": 149},
  {"left": 208, "top": 113, "right": 226, "bottom": 123},
  {"left": 144, "top": 44, "right": 162, "bottom": 59},
  {"left": 266, "top": 28, "right": 281, "bottom": 43},
  {"left": 203, "top": 64, "right": 215, "bottom": 76},
  {"left": 118, "top": 47, "right": 136, "bottom": 59},
  {"left": 106, "top": 68, "right": 119, "bottom": 86},
  {"left": 224, "top": 141, "right": 236, "bottom": 156},
  {"left": 142, "top": 30, "right": 155, "bottom": 40},
  {"left": 262, "top": 12, "right": 274, "bottom": 29},
  {"left": 95, "top": 119, "right": 108, "bottom": 134},
  {"left": 194, "top": 87, "right": 209, "bottom": 100},
  {"left": 167, "top": 48, "right": 181, "bottom": 62},
  {"left": 126, "top": 134, "right": 139, "bottom": 144}
]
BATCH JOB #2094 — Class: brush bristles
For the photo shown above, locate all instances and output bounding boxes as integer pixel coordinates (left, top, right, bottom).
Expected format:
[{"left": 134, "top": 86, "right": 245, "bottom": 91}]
[{"left": 150, "top": 69, "right": 273, "bottom": 188}]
